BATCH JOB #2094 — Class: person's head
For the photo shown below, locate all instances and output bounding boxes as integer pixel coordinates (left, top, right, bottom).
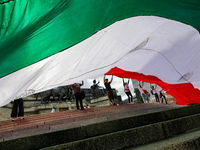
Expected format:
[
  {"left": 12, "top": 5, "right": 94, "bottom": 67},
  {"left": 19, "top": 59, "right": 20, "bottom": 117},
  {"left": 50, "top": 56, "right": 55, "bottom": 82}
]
[
  {"left": 105, "top": 79, "right": 108, "bottom": 82},
  {"left": 152, "top": 86, "right": 154, "bottom": 89},
  {"left": 93, "top": 79, "right": 96, "bottom": 83},
  {"left": 124, "top": 82, "right": 127, "bottom": 85}
]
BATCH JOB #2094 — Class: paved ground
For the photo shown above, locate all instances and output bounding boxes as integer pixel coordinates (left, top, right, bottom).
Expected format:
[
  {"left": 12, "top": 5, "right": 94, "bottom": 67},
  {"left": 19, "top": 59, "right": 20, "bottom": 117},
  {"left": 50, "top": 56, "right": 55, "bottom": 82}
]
[{"left": 0, "top": 103, "right": 184, "bottom": 142}]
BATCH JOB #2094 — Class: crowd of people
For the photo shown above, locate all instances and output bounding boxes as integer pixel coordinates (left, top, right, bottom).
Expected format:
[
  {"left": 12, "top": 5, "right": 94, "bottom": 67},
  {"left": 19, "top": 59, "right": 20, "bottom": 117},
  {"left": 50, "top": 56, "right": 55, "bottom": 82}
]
[
  {"left": 10, "top": 74, "right": 168, "bottom": 121},
  {"left": 103, "top": 75, "right": 168, "bottom": 105}
]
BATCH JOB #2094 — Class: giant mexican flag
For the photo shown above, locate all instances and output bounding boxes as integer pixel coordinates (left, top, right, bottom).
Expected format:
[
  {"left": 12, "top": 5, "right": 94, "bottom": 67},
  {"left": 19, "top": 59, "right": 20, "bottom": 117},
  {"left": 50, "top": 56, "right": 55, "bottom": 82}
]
[{"left": 0, "top": 0, "right": 200, "bottom": 106}]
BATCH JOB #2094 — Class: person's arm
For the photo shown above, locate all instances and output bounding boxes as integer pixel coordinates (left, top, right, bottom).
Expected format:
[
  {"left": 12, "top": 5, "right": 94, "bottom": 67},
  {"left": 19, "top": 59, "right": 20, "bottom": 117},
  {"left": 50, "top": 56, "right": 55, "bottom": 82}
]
[
  {"left": 139, "top": 81, "right": 141, "bottom": 86},
  {"left": 128, "top": 79, "right": 130, "bottom": 84},
  {"left": 103, "top": 75, "right": 106, "bottom": 83},
  {"left": 81, "top": 81, "right": 84, "bottom": 86},
  {"left": 110, "top": 75, "right": 113, "bottom": 83},
  {"left": 122, "top": 79, "right": 125, "bottom": 86},
  {"left": 155, "top": 84, "right": 157, "bottom": 89},
  {"left": 142, "top": 82, "right": 144, "bottom": 88},
  {"left": 150, "top": 83, "right": 152, "bottom": 88}
]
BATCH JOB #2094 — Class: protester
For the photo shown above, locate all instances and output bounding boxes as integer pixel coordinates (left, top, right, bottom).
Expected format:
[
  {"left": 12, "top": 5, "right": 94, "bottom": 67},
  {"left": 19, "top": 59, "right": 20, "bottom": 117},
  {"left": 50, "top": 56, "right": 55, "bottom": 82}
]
[
  {"left": 71, "top": 81, "right": 84, "bottom": 110},
  {"left": 150, "top": 83, "right": 160, "bottom": 103},
  {"left": 138, "top": 81, "right": 147, "bottom": 103},
  {"left": 104, "top": 75, "right": 115, "bottom": 105},
  {"left": 123, "top": 78, "right": 133, "bottom": 103},
  {"left": 159, "top": 89, "right": 168, "bottom": 104},
  {"left": 11, "top": 98, "right": 24, "bottom": 121}
]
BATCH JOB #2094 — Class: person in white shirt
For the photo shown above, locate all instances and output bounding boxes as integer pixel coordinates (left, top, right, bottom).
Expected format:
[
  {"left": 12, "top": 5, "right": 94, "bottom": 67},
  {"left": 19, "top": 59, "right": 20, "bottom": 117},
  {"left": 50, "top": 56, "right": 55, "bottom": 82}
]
[
  {"left": 139, "top": 81, "right": 146, "bottom": 103},
  {"left": 123, "top": 79, "right": 133, "bottom": 103},
  {"left": 150, "top": 83, "right": 160, "bottom": 103}
]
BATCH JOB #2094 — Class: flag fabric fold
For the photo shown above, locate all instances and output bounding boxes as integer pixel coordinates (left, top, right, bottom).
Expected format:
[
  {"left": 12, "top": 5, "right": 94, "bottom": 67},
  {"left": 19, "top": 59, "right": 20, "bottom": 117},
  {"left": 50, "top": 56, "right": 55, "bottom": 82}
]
[{"left": 0, "top": 0, "right": 200, "bottom": 106}]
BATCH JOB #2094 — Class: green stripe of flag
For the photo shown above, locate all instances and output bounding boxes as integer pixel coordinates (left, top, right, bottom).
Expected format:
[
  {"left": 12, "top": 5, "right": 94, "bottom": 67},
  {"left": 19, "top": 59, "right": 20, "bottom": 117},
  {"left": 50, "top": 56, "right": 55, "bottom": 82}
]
[{"left": 0, "top": 0, "right": 200, "bottom": 78}]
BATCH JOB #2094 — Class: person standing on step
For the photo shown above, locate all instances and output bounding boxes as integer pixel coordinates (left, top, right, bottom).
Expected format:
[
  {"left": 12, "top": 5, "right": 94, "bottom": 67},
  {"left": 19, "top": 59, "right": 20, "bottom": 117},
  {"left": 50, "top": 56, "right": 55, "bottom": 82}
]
[
  {"left": 123, "top": 78, "right": 133, "bottom": 103},
  {"left": 139, "top": 81, "right": 147, "bottom": 103},
  {"left": 71, "top": 81, "right": 84, "bottom": 110},
  {"left": 104, "top": 75, "right": 115, "bottom": 105},
  {"left": 11, "top": 98, "right": 24, "bottom": 121},
  {"left": 150, "top": 83, "right": 160, "bottom": 103},
  {"left": 159, "top": 89, "right": 168, "bottom": 104}
]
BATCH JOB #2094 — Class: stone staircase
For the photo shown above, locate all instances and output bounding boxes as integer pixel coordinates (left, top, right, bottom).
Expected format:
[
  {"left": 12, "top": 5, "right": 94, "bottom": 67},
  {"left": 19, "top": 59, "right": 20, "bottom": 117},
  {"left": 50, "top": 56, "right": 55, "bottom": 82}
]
[
  {"left": 0, "top": 104, "right": 200, "bottom": 150},
  {"left": 0, "top": 96, "right": 110, "bottom": 121}
]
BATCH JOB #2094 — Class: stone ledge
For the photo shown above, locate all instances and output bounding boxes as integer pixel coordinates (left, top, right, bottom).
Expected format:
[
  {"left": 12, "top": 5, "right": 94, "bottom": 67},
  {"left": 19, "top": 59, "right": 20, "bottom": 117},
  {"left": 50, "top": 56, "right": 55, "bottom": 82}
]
[
  {"left": 1, "top": 105, "right": 200, "bottom": 150},
  {"left": 40, "top": 113, "right": 200, "bottom": 150}
]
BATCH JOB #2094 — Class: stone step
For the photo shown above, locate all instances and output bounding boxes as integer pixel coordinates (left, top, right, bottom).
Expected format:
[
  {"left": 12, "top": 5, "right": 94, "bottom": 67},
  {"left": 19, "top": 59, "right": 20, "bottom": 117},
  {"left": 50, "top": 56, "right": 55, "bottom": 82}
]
[
  {"left": 0, "top": 104, "right": 200, "bottom": 150},
  {"left": 126, "top": 127, "right": 200, "bottom": 150},
  {"left": 39, "top": 113, "right": 200, "bottom": 150}
]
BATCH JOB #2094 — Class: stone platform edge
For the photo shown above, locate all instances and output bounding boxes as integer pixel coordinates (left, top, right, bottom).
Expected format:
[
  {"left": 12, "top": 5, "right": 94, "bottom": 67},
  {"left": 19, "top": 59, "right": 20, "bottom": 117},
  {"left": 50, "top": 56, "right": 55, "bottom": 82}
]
[{"left": 0, "top": 104, "right": 200, "bottom": 150}]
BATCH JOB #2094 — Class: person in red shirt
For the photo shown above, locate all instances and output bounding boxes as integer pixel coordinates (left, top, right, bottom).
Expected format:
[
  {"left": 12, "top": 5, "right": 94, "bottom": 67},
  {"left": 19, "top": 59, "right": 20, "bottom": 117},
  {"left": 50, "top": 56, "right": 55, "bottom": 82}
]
[{"left": 71, "top": 81, "right": 84, "bottom": 110}]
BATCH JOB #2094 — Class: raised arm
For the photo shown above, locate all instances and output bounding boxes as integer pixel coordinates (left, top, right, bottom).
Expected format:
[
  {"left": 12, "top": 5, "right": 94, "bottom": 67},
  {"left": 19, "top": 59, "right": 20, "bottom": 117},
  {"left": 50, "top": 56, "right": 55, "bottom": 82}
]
[
  {"left": 122, "top": 78, "right": 125, "bottom": 86},
  {"left": 110, "top": 75, "right": 113, "bottom": 83},
  {"left": 155, "top": 84, "right": 157, "bottom": 89},
  {"left": 150, "top": 83, "right": 152, "bottom": 88},
  {"left": 81, "top": 80, "right": 84, "bottom": 86},
  {"left": 128, "top": 79, "right": 130, "bottom": 84},
  {"left": 103, "top": 75, "right": 106, "bottom": 83}
]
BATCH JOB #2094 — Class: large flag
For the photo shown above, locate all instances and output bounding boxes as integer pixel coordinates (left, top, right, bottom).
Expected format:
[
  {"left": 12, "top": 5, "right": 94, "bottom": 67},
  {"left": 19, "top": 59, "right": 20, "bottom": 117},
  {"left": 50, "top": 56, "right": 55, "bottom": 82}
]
[{"left": 0, "top": 0, "right": 200, "bottom": 106}]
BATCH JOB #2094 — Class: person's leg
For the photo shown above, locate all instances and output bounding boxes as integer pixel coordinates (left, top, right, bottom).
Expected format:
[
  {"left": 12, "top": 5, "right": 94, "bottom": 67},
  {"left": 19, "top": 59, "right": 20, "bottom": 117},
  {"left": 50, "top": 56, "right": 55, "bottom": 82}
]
[
  {"left": 155, "top": 94, "right": 159, "bottom": 103},
  {"left": 129, "top": 92, "right": 133, "bottom": 103},
  {"left": 75, "top": 93, "right": 80, "bottom": 110},
  {"left": 78, "top": 92, "right": 84, "bottom": 110},
  {"left": 11, "top": 100, "right": 18, "bottom": 121},
  {"left": 107, "top": 91, "right": 112, "bottom": 104},
  {"left": 18, "top": 98, "right": 24, "bottom": 119},
  {"left": 161, "top": 97, "right": 163, "bottom": 103},
  {"left": 125, "top": 92, "right": 130, "bottom": 103},
  {"left": 141, "top": 94, "right": 146, "bottom": 103},
  {"left": 108, "top": 91, "right": 114, "bottom": 105},
  {"left": 127, "top": 91, "right": 133, "bottom": 103},
  {"left": 163, "top": 96, "right": 168, "bottom": 104},
  {"left": 110, "top": 91, "right": 115, "bottom": 104},
  {"left": 80, "top": 99, "right": 84, "bottom": 110}
]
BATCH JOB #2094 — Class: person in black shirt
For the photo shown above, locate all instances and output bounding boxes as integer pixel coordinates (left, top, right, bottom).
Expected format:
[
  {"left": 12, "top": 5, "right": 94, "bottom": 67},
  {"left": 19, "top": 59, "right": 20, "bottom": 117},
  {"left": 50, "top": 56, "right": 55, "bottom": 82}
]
[{"left": 104, "top": 75, "right": 115, "bottom": 105}]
